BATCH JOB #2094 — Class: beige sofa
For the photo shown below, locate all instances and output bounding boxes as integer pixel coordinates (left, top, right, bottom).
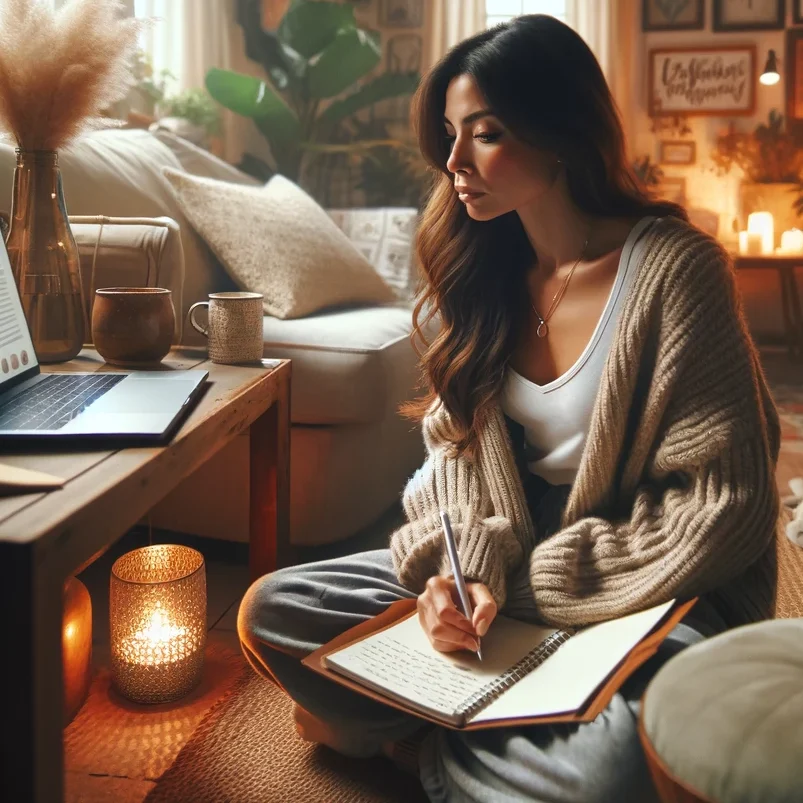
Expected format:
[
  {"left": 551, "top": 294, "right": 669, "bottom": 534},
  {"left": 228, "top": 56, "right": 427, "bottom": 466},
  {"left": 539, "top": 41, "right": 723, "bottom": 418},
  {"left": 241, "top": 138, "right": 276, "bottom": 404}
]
[{"left": 0, "top": 129, "right": 425, "bottom": 546}]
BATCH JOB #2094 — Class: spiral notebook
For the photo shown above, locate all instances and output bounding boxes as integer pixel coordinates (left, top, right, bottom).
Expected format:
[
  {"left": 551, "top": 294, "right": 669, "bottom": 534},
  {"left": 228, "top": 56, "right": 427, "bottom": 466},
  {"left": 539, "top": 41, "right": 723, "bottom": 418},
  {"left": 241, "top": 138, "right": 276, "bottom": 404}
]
[{"left": 303, "top": 597, "right": 695, "bottom": 730}]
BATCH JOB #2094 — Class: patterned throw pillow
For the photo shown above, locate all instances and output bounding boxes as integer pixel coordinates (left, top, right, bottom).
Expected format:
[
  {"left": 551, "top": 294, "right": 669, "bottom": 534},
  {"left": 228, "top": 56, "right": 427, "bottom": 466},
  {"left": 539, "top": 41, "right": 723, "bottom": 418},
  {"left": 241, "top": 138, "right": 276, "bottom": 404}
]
[
  {"left": 327, "top": 208, "right": 419, "bottom": 300},
  {"left": 163, "top": 169, "right": 396, "bottom": 319}
]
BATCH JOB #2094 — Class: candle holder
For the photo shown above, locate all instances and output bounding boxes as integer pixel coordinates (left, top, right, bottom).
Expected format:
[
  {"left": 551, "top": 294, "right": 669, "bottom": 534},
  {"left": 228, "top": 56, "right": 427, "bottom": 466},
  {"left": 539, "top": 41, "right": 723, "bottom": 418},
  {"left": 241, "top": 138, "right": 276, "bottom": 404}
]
[{"left": 110, "top": 544, "right": 206, "bottom": 704}]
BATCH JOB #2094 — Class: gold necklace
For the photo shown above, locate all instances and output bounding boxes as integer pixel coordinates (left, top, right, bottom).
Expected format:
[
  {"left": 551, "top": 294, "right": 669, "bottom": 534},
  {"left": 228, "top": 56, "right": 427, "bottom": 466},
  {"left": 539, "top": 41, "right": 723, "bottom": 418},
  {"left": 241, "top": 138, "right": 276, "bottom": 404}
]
[{"left": 530, "top": 235, "right": 590, "bottom": 338}]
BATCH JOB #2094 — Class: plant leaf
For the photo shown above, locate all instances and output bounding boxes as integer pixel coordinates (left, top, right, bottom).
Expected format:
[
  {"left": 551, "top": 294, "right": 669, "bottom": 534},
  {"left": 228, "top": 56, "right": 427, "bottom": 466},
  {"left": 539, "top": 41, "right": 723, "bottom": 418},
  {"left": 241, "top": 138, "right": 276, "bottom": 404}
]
[
  {"left": 317, "top": 71, "right": 419, "bottom": 130},
  {"left": 307, "top": 28, "right": 381, "bottom": 99},
  {"left": 278, "top": 0, "right": 356, "bottom": 59},
  {"left": 205, "top": 68, "right": 300, "bottom": 155}
]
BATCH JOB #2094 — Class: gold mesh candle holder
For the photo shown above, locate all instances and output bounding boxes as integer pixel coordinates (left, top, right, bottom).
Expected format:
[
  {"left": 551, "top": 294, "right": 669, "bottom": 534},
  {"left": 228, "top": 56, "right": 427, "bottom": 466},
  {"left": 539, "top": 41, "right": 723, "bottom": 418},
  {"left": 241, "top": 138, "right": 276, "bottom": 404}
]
[{"left": 110, "top": 545, "right": 206, "bottom": 704}]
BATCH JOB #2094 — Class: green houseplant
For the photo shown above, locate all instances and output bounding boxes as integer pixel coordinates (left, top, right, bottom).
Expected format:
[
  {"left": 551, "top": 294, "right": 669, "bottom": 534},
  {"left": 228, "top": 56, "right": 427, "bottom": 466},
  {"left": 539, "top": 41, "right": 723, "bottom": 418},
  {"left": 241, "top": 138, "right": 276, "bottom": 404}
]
[{"left": 205, "top": 0, "right": 419, "bottom": 183}]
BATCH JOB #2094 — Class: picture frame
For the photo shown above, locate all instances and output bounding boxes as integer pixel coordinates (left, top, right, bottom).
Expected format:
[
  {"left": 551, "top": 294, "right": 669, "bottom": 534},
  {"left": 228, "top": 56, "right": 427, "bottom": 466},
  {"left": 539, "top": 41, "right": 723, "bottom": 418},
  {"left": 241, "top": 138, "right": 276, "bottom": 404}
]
[
  {"left": 659, "top": 140, "right": 697, "bottom": 165},
  {"left": 795, "top": 0, "right": 803, "bottom": 23},
  {"left": 658, "top": 176, "right": 687, "bottom": 207},
  {"left": 642, "top": 0, "right": 704, "bottom": 32},
  {"left": 713, "top": 0, "right": 785, "bottom": 31},
  {"left": 786, "top": 29, "right": 803, "bottom": 126},
  {"left": 380, "top": 0, "right": 423, "bottom": 28},
  {"left": 648, "top": 46, "right": 756, "bottom": 117}
]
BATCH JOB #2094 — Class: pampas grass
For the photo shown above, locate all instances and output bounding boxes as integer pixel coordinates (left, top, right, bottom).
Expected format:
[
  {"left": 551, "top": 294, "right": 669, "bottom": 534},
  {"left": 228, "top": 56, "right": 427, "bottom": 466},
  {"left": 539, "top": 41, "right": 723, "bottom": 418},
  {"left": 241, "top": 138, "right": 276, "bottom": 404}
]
[{"left": 0, "top": 0, "right": 142, "bottom": 151}]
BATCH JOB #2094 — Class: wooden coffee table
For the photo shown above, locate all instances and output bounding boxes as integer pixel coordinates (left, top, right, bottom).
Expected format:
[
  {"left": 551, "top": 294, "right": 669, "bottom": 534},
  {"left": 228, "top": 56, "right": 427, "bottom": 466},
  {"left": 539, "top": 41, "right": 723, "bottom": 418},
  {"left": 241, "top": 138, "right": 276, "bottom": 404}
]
[{"left": 0, "top": 348, "right": 291, "bottom": 803}]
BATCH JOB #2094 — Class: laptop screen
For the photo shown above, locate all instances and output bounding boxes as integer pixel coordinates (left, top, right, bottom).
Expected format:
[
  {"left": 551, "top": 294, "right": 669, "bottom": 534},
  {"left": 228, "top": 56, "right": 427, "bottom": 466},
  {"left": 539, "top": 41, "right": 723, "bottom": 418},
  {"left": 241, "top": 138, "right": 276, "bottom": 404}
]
[{"left": 0, "top": 237, "right": 39, "bottom": 389}]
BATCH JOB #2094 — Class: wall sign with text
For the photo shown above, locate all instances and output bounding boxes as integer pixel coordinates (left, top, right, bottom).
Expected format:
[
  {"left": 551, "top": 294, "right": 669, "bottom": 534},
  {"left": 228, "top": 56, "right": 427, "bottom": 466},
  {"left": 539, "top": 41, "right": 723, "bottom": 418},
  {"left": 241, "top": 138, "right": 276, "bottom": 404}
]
[{"left": 648, "top": 46, "right": 756, "bottom": 117}]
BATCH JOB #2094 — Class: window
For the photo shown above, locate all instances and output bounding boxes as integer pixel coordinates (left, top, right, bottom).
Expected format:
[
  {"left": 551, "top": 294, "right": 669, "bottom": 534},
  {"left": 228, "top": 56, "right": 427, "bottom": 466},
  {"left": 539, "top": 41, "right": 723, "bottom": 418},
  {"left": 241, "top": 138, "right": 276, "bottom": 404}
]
[{"left": 486, "top": 0, "right": 567, "bottom": 28}]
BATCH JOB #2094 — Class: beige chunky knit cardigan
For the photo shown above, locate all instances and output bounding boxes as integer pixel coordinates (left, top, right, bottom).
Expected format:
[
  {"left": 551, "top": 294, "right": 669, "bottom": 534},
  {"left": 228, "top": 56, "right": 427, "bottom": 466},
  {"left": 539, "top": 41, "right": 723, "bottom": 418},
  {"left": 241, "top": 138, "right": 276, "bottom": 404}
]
[{"left": 391, "top": 217, "right": 781, "bottom": 629}]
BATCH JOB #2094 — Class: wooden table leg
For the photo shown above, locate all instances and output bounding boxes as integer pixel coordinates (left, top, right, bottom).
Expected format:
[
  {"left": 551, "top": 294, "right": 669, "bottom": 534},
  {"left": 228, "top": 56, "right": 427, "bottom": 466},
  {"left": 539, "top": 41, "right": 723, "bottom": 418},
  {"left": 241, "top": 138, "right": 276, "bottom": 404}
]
[
  {"left": 777, "top": 266, "right": 798, "bottom": 360},
  {"left": 0, "top": 542, "right": 64, "bottom": 803},
  {"left": 784, "top": 266, "right": 803, "bottom": 359},
  {"left": 249, "top": 367, "right": 291, "bottom": 581}
]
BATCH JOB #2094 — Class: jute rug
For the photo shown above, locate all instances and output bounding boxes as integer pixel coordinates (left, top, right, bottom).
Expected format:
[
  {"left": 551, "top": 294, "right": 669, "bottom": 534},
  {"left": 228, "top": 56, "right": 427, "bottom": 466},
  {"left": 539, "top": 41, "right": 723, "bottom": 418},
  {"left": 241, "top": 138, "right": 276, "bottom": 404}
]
[{"left": 144, "top": 667, "right": 429, "bottom": 803}]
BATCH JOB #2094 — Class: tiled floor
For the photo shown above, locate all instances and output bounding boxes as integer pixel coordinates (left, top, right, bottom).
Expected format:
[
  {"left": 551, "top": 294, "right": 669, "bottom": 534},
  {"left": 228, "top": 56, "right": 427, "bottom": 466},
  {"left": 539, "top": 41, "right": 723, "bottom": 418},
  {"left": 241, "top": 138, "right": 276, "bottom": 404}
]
[{"left": 66, "top": 348, "right": 802, "bottom": 801}]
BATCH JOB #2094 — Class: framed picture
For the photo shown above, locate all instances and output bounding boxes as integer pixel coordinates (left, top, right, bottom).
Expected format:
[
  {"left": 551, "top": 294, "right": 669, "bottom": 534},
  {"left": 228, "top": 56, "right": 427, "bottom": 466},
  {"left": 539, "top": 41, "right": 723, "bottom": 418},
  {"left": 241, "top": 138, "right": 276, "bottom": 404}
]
[
  {"left": 658, "top": 176, "right": 687, "bottom": 206},
  {"left": 787, "top": 29, "right": 803, "bottom": 125},
  {"left": 648, "top": 46, "right": 756, "bottom": 117},
  {"left": 380, "top": 0, "right": 423, "bottom": 28},
  {"left": 642, "top": 0, "right": 704, "bottom": 31},
  {"left": 713, "top": 0, "right": 785, "bottom": 31},
  {"left": 795, "top": 0, "right": 803, "bottom": 23},
  {"left": 659, "top": 140, "right": 697, "bottom": 165}
]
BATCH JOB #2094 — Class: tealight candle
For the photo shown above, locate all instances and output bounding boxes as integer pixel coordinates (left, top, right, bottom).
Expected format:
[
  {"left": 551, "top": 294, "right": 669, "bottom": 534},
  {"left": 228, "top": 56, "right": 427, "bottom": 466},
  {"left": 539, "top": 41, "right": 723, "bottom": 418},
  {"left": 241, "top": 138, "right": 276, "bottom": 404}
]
[{"left": 110, "top": 545, "right": 206, "bottom": 704}]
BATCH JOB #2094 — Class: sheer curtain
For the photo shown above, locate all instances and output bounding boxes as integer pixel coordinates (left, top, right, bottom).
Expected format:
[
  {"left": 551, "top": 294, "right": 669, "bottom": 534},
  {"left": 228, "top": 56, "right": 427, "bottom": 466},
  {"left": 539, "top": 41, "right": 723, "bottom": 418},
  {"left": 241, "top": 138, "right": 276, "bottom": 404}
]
[
  {"left": 424, "top": 0, "right": 487, "bottom": 71},
  {"left": 566, "top": 0, "right": 638, "bottom": 153}
]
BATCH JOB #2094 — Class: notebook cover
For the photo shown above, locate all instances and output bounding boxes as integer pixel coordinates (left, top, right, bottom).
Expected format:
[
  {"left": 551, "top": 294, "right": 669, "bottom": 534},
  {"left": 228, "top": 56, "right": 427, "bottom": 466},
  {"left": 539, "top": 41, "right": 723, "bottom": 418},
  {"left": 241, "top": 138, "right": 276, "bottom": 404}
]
[{"left": 302, "top": 597, "right": 697, "bottom": 731}]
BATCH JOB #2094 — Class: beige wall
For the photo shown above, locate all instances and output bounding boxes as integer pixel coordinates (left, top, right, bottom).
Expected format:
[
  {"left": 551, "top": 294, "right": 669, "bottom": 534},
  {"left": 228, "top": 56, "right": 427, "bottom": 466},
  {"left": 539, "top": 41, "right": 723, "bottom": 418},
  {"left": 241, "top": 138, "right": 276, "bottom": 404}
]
[{"left": 627, "top": 6, "right": 789, "bottom": 245}]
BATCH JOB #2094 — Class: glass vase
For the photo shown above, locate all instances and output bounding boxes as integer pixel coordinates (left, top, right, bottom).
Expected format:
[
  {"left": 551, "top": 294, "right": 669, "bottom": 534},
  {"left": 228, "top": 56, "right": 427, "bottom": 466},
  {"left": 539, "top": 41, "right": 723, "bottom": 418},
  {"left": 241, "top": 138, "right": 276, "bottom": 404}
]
[{"left": 5, "top": 149, "right": 85, "bottom": 363}]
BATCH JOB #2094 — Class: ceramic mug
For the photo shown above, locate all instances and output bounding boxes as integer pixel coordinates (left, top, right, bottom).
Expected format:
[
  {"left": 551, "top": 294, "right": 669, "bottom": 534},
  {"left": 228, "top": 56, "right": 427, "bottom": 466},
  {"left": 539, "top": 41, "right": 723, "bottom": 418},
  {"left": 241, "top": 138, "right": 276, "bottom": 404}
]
[
  {"left": 188, "top": 291, "right": 263, "bottom": 364},
  {"left": 92, "top": 287, "right": 175, "bottom": 366}
]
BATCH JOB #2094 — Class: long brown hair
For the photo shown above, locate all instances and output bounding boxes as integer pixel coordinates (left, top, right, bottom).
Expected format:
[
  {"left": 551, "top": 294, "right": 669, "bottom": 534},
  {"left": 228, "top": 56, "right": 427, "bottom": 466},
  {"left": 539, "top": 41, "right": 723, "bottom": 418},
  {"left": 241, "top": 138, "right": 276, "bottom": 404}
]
[{"left": 404, "top": 14, "right": 686, "bottom": 457}]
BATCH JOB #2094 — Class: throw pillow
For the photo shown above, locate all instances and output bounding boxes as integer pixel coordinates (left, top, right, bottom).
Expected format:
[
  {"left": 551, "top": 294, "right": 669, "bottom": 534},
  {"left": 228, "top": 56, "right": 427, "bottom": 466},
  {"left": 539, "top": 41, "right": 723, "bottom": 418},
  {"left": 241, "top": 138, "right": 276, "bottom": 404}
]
[{"left": 162, "top": 168, "right": 396, "bottom": 319}]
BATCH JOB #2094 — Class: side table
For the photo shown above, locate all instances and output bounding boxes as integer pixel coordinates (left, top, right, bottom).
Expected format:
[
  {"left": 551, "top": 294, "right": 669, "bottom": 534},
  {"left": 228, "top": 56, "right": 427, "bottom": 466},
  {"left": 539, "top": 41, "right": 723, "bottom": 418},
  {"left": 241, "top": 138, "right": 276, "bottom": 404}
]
[{"left": 0, "top": 348, "right": 291, "bottom": 803}]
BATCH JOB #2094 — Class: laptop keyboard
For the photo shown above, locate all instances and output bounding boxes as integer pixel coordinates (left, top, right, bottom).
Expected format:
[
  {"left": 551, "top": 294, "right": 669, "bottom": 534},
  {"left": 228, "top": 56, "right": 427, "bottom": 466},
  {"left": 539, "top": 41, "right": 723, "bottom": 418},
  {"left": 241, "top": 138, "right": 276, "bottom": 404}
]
[{"left": 0, "top": 373, "right": 126, "bottom": 431}]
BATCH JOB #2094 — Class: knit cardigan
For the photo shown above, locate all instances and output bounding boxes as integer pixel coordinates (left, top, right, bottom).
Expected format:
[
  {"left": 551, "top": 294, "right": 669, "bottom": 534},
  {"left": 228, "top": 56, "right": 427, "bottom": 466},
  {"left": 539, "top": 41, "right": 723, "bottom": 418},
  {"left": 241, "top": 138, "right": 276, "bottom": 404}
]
[{"left": 390, "top": 217, "right": 782, "bottom": 629}]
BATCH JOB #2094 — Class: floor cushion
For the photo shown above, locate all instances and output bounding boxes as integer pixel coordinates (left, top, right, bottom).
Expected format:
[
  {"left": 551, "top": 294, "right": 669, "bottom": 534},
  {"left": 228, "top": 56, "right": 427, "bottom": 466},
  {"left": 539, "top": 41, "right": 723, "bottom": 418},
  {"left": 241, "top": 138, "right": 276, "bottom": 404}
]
[{"left": 641, "top": 618, "right": 803, "bottom": 803}]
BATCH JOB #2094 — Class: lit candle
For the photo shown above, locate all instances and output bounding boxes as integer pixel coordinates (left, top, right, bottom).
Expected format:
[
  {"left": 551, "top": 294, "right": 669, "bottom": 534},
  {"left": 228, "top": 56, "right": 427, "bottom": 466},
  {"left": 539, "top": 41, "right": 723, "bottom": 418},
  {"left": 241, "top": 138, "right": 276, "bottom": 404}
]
[
  {"left": 747, "top": 212, "right": 774, "bottom": 255},
  {"left": 120, "top": 603, "right": 192, "bottom": 667},
  {"left": 778, "top": 228, "right": 803, "bottom": 254},
  {"left": 739, "top": 230, "right": 763, "bottom": 255}
]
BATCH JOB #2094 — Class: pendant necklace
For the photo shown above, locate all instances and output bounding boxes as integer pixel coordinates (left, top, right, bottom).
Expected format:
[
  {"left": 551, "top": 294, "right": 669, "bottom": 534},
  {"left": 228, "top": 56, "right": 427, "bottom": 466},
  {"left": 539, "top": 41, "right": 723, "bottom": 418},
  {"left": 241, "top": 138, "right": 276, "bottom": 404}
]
[{"left": 530, "top": 234, "right": 590, "bottom": 339}]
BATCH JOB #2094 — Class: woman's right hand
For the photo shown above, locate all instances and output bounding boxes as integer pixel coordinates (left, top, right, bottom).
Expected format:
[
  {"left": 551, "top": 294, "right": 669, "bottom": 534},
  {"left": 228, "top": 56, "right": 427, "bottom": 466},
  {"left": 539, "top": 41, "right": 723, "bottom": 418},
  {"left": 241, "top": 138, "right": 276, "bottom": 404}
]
[{"left": 417, "top": 575, "right": 497, "bottom": 653}]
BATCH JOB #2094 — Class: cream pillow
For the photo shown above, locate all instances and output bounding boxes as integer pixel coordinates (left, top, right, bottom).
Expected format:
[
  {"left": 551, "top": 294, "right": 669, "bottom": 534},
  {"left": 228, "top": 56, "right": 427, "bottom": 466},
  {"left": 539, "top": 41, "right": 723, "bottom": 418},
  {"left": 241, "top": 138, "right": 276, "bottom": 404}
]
[{"left": 162, "top": 168, "right": 396, "bottom": 318}]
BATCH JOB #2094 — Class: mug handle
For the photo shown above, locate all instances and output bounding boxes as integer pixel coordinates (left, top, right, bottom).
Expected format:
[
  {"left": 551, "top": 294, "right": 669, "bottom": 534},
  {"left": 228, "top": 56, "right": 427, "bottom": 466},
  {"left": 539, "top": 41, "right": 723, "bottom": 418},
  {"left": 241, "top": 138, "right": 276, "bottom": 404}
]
[{"left": 188, "top": 301, "right": 210, "bottom": 337}]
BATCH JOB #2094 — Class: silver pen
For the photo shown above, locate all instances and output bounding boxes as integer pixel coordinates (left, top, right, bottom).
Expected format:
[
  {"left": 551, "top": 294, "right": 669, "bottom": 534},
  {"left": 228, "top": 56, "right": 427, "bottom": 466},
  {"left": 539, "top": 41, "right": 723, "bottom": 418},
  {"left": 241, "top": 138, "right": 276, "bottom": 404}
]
[{"left": 439, "top": 510, "right": 483, "bottom": 660}]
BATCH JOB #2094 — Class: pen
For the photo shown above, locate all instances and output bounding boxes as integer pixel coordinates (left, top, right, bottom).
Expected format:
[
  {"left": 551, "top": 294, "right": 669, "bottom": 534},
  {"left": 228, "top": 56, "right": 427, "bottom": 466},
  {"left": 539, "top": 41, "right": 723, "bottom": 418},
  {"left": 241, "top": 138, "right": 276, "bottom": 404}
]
[{"left": 439, "top": 510, "right": 483, "bottom": 661}]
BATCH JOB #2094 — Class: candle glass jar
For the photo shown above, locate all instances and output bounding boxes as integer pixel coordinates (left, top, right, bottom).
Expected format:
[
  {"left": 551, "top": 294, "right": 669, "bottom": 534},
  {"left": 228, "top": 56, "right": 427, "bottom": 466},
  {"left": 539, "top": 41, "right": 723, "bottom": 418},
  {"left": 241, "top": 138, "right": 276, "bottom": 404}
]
[{"left": 110, "top": 544, "right": 206, "bottom": 704}]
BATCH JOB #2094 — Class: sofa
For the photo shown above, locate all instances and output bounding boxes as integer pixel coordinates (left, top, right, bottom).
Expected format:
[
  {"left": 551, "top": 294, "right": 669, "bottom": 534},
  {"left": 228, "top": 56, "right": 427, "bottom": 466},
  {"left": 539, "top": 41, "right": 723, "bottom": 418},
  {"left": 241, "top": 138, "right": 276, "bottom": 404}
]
[{"left": 0, "top": 129, "right": 425, "bottom": 547}]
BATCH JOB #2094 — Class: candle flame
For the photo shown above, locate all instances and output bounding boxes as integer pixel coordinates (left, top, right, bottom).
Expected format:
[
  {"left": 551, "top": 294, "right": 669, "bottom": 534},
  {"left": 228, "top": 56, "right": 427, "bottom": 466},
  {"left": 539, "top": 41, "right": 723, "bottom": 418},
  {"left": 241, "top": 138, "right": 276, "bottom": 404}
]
[{"left": 134, "top": 604, "right": 187, "bottom": 645}]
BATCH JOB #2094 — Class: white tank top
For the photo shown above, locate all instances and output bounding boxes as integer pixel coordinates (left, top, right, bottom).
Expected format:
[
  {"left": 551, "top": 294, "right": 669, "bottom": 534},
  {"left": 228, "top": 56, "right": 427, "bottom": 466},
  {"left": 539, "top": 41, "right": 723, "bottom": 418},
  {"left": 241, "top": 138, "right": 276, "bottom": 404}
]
[{"left": 501, "top": 217, "right": 656, "bottom": 486}]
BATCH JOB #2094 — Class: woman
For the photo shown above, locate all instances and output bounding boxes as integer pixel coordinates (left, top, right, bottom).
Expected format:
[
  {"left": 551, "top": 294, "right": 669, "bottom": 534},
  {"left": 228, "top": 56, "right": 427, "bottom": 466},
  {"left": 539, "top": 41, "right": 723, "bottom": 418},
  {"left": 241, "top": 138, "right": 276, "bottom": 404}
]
[{"left": 239, "top": 15, "right": 780, "bottom": 802}]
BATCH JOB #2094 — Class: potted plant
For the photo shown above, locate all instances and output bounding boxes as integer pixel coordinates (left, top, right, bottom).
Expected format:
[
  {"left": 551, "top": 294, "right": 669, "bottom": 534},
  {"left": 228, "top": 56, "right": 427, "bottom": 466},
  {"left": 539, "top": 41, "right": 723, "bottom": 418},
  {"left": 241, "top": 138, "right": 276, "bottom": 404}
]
[
  {"left": 204, "top": 0, "right": 419, "bottom": 194},
  {"left": 710, "top": 110, "right": 803, "bottom": 243}
]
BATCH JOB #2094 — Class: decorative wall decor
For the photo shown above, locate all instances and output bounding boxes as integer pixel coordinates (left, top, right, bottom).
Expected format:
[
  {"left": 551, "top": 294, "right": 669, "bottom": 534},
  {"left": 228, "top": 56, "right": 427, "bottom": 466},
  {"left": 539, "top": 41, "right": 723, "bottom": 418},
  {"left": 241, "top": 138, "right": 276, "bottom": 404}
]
[
  {"left": 649, "top": 46, "right": 756, "bottom": 117},
  {"left": 649, "top": 114, "right": 693, "bottom": 136},
  {"left": 713, "top": 0, "right": 785, "bottom": 31},
  {"left": 642, "top": 0, "right": 704, "bottom": 31},
  {"left": 373, "top": 33, "right": 422, "bottom": 121},
  {"left": 659, "top": 140, "right": 697, "bottom": 165},
  {"left": 380, "top": 0, "right": 423, "bottom": 28},
  {"left": 659, "top": 176, "right": 687, "bottom": 206},
  {"left": 787, "top": 29, "right": 803, "bottom": 125},
  {"left": 795, "top": 0, "right": 803, "bottom": 23}
]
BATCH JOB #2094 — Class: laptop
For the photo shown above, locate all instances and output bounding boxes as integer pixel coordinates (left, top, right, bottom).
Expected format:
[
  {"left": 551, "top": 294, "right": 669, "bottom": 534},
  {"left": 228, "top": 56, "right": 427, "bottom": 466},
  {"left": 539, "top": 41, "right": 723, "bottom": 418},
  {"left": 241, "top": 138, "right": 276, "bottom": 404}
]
[{"left": 0, "top": 239, "right": 207, "bottom": 444}]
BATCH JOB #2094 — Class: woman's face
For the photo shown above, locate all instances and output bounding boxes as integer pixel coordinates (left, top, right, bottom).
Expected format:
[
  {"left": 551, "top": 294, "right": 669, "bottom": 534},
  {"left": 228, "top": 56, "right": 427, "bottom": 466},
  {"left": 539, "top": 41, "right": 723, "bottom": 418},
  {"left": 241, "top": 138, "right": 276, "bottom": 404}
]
[{"left": 443, "top": 74, "right": 559, "bottom": 221}]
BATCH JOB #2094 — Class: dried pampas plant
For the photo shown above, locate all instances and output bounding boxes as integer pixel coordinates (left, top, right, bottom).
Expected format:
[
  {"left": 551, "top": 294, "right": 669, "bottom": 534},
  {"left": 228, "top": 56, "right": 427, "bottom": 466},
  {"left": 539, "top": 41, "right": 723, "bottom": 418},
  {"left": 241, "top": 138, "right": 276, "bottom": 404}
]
[{"left": 0, "top": 0, "right": 143, "bottom": 151}]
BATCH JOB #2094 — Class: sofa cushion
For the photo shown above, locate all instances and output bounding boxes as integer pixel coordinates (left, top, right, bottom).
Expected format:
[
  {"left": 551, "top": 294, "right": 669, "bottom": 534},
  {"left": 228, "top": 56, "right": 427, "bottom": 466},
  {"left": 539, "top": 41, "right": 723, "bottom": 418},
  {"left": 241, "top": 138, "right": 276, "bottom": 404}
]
[
  {"left": 163, "top": 169, "right": 396, "bottom": 319},
  {"left": 262, "top": 304, "right": 419, "bottom": 425},
  {"left": 328, "top": 207, "right": 419, "bottom": 300},
  {"left": 642, "top": 618, "right": 803, "bottom": 803}
]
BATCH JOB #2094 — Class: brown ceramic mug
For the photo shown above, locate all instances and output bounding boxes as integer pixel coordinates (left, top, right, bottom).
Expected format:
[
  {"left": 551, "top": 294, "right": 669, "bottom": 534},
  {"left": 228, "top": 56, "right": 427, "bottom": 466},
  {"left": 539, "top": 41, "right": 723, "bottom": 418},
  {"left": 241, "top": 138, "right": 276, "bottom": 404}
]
[{"left": 91, "top": 287, "right": 175, "bottom": 367}]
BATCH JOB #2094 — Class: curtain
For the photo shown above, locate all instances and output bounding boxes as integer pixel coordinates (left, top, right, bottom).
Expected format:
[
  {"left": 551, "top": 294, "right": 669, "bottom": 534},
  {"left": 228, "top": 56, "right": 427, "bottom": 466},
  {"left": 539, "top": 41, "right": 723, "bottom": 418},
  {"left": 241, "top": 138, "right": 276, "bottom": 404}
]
[
  {"left": 424, "top": 0, "right": 487, "bottom": 71},
  {"left": 566, "top": 0, "right": 638, "bottom": 155}
]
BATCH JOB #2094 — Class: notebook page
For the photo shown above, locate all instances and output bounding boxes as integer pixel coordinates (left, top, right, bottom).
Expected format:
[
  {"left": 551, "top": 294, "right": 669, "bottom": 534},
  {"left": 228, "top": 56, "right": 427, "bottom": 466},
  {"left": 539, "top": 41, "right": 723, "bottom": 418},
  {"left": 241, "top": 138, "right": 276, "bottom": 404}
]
[
  {"left": 471, "top": 600, "right": 675, "bottom": 723},
  {"left": 326, "top": 613, "right": 558, "bottom": 723}
]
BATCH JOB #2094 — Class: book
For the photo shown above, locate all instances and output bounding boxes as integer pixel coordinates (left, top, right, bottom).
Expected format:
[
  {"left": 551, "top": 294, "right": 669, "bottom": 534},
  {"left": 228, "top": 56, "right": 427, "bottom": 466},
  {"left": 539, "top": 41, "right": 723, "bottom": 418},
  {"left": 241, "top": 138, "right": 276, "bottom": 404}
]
[{"left": 302, "top": 597, "right": 696, "bottom": 730}]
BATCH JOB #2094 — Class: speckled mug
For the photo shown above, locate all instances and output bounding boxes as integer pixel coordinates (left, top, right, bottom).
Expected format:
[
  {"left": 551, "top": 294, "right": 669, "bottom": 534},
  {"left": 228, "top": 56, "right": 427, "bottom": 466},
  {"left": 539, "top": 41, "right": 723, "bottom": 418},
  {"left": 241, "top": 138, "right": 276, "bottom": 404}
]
[{"left": 188, "top": 291, "right": 263, "bottom": 364}]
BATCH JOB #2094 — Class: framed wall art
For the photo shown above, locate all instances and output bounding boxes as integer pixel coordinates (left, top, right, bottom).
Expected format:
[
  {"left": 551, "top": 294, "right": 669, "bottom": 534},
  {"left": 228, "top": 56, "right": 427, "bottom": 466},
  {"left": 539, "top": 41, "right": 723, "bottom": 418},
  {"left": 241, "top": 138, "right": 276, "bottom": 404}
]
[
  {"left": 648, "top": 46, "right": 756, "bottom": 117},
  {"left": 786, "top": 29, "right": 803, "bottom": 126},
  {"left": 795, "top": 0, "right": 803, "bottom": 23},
  {"left": 380, "top": 0, "right": 423, "bottom": 28},
  {"left": 713, "top": 0, "right": 785, "bottom": 31},
  {"left": 642, "top": 0, "right": 704, "bottom": 32},
  {"left": 659, "top": 140, "right": 697, "bottom": 165}
]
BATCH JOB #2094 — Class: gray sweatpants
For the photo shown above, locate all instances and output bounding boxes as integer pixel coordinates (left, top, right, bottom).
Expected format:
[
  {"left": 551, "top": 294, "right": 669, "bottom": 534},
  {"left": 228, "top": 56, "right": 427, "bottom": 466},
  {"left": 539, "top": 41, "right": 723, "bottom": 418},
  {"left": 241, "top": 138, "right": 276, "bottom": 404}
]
[{"left": 238, "top": 547, "right": 713, "bottom": 803}]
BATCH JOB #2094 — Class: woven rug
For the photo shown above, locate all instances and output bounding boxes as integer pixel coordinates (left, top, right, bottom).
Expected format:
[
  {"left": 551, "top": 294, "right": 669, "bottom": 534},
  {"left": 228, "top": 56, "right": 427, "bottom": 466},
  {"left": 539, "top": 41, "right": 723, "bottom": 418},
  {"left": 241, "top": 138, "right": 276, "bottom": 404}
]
[{"left": 144, "top": 667, "right": 429, "bottom": 803}]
